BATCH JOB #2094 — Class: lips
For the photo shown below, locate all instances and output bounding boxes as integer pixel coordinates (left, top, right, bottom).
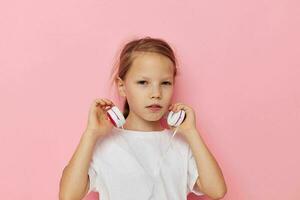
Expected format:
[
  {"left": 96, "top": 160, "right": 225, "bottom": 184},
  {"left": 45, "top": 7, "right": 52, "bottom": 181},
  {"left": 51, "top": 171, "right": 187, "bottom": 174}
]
[{"left": 146, "top": 104, "right": 162, "bottom": 108}]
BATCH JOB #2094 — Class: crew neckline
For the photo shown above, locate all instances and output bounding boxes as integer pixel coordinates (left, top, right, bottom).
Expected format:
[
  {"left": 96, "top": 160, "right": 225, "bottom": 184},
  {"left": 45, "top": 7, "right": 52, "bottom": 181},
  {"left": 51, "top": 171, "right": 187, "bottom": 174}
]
[{"left": 112, "top": 126, "right": 169, "bottom": 135}]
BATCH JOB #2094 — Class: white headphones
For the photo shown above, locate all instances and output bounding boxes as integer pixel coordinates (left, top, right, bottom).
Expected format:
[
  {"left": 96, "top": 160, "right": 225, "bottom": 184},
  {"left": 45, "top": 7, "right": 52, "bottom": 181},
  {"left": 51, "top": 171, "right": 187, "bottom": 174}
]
[
  {"left": 107, "top": 105, "right": 186, "bottom": 130},
  {"left": 106, "top": 106, "right": 126, "bottom": 128}
]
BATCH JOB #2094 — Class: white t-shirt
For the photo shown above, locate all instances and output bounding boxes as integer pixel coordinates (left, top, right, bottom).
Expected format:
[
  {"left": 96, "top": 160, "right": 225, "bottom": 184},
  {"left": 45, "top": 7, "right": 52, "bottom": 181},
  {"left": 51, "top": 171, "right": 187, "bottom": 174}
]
[{"left": 87, "top": 126, "right": 205, "bottom": 200}]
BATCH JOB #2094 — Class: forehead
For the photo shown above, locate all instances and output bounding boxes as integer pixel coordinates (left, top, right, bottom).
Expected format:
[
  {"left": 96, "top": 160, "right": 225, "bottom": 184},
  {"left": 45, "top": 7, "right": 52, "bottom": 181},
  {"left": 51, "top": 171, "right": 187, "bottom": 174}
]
[{"left": 127, "top": 52, "right": 174, "bottom": 79}]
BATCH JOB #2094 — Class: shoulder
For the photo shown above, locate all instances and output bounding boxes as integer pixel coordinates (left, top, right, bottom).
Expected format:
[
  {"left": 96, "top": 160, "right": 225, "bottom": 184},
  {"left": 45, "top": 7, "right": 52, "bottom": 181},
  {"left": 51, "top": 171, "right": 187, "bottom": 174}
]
[{"left": 92, "top": 130, "right": 120, "bottom": 158}]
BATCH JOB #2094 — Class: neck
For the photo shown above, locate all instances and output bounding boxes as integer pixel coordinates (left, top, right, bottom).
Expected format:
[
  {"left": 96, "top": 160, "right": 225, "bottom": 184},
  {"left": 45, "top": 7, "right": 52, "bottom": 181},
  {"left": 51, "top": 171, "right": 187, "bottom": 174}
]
[{"left": 123, "top": 112, "right": 165, "bottom": 132}]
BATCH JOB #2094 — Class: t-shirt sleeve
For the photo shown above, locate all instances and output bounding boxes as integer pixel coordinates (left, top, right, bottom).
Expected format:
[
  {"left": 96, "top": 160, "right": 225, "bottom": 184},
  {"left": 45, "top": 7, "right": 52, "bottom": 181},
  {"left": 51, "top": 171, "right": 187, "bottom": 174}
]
[
  {"left": 87, "top": 141, "right": 103, "bottom": 194},
  {"left": 187, "top": 145, "right": 205, "bottom": 196},
  {"left": 87, "top": 160, "right": 98, "bottom": 193}
]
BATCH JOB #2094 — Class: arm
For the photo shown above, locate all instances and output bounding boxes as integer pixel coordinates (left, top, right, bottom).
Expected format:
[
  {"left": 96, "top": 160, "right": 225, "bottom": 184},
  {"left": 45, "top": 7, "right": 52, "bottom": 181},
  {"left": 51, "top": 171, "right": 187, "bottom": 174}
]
[
  {"left": 184, "top": 129, "right": 227, "bottom": 199},
  {"left": 59, "top": 130, "right": 104, "bottom": 200}
]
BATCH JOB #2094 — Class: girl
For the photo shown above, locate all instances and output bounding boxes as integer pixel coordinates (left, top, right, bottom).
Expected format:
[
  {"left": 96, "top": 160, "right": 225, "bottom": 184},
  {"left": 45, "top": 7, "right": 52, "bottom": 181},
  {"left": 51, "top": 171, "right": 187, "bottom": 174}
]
[{"left": 59, "top": 37, "right": 227, "bottom": 200}]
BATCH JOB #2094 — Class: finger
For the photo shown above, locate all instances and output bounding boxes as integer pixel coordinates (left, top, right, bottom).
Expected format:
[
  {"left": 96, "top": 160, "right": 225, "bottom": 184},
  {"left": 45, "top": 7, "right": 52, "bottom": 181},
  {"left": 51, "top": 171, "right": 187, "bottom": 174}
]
[
  {"left": 94, "top": 100, "right": 103, "bottom": 108},
  {"left": 102, "top": 98, "right": 114, "bottom": 108},
  {"left": 94, "top": 99, "right": 108, "bottom": 111},
  {"left": 101, "top": 101, "right": 114, "bottom": 112},
  {"left": 174, "top": 103, "right": 185, "bottom": 112},
  {"left": 95, "top": 99, "right": 108, "bottom": 106},
  {"left": 104, "top": 98, "right": 114, "bottom": 105},
  {"left": 175, "top": 105, "right": 184, "bottom": 112},
  {"left": 171, "top": 103, "right": 180, "bottom": 112}
]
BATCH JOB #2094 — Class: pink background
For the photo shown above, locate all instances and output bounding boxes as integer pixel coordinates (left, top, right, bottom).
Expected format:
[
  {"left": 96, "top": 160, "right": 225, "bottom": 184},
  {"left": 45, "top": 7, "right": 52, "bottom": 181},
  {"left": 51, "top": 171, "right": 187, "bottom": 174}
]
[{"left": 1, "top": 0, "right": 299, "bottom": 199}]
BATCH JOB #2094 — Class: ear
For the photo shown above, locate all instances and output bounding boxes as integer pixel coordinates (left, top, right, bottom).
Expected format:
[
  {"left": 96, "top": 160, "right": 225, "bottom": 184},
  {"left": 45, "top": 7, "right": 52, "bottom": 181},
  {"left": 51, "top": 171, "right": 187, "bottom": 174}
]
[{"left": 115, "top": 76, "right": 126, "bottom": 98}]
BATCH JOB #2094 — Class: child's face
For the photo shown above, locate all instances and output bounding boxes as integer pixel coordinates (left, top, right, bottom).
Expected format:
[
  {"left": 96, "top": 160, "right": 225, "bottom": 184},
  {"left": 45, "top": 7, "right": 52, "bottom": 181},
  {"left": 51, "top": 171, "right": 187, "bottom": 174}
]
[{"left": 117, "top": 52, "right": 175, "bottom": 122}]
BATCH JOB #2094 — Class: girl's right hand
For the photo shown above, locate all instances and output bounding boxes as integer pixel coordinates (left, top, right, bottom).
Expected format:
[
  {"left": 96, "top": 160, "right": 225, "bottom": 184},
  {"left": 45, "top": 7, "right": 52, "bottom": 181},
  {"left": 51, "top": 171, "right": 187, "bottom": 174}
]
[{"left": 85, "top": 98, "right": 115, "bottom": 138}]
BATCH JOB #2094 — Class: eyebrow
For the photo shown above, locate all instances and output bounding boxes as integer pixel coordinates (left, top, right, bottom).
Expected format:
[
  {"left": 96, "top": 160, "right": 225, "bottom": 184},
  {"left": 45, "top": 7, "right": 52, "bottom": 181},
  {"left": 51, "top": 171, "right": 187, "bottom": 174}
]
[{"left": 139, "top": 76, "right": 173, "bottom": 80}]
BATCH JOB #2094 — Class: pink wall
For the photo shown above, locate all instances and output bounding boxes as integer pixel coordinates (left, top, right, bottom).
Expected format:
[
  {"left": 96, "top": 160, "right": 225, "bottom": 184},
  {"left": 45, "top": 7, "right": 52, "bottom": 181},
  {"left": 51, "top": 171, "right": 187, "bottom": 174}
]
[{"left": 1, "top": 0, "right": 299, "bottom": 199}]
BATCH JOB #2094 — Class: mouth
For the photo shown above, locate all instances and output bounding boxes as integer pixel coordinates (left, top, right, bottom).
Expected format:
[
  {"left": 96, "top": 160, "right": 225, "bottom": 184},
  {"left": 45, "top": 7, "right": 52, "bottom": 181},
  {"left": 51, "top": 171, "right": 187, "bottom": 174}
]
[{"left": 146, "top": 104, "right": 162, "bottom": 112}]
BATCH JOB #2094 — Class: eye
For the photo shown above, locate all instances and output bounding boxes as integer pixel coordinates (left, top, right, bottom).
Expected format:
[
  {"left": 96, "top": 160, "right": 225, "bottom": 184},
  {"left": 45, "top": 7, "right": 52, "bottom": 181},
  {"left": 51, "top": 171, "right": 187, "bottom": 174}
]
[
  {"left": 162, "top": 81, "right": 172, "bottom": 85},
  {"left": 137, "top": 81, "right": 172, "bottom": 85},
  {"left": 137, "top": 80, "right": 147, "bottom": 85}
]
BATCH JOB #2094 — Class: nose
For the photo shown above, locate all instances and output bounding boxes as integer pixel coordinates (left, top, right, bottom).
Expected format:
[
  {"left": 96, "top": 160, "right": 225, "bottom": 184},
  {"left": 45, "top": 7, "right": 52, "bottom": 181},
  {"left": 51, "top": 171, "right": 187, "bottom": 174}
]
[{"left": 150, "top": 85, "right": 162, "bottom": 99}]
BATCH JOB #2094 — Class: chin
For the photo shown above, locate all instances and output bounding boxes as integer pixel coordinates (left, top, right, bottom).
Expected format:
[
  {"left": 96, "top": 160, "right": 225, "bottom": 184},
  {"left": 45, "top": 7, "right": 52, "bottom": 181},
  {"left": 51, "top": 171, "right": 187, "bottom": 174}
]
[
  {"left": 147, "top": 118, "right": 162, "bottom": 122},
  {"left": 144, "top": 114, "right": 164, "bottom": 122}
]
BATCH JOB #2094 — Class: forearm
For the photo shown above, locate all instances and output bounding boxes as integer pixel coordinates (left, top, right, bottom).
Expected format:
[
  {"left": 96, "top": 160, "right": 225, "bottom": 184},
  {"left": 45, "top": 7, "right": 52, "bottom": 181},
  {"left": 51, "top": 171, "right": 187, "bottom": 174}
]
[
  {"left": 59, "top": 130, "right": 104, "bottom": 200},
  {"left": 184, "top": 129, "right": 227, "bottom": 199}
]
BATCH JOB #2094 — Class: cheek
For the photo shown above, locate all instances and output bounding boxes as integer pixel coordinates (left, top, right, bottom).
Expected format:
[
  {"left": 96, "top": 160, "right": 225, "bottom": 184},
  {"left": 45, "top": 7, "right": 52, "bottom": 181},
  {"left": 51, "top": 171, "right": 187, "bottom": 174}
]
[
  {"left": 127, "top": 86, "right": 145, "bottom": 97},
  {"left": 126, "top": 87, "right": 145, "bottom": 103},
  {"left": 164, "top": 87, "right": 174, "bottom": 95},
  {"left": 124, "top": 85, "right": 136, "bottom": 97}
]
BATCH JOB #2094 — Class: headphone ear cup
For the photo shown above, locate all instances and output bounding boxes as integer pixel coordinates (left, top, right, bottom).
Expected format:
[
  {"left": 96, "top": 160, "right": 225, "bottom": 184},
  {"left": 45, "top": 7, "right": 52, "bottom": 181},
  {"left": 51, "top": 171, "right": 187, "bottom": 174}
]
[
  {"left": 167, "top": 110, "right": 186, "bottom": 127},
  {"left": 106, "top": 106, "right": 126, "bottom": 128}
]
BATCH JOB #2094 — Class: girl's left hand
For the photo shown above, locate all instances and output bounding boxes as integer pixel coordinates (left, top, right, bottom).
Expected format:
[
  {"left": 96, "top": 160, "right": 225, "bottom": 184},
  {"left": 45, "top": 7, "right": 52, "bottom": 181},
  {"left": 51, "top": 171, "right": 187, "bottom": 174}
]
[{"left": 168, "top": 102, "right": 197, "bottom": 138}]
